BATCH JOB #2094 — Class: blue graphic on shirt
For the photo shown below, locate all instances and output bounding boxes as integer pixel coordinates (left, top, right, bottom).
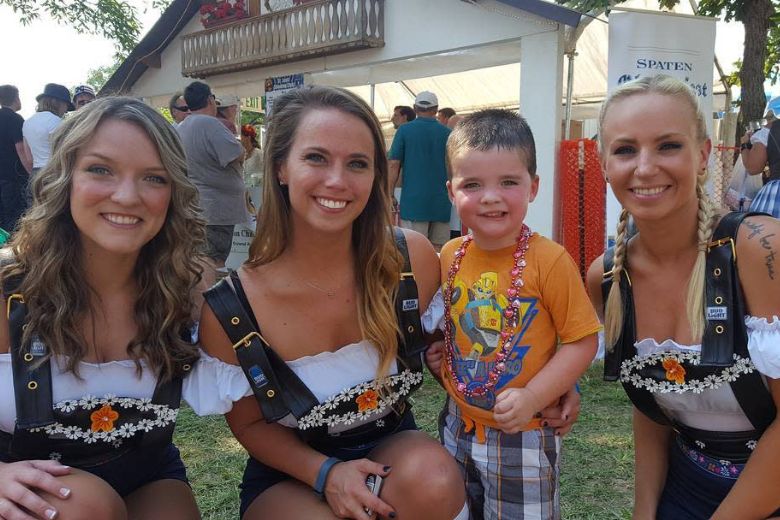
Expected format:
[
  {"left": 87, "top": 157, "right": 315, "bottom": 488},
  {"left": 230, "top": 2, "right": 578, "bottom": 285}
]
[{"left": 448, "top": 271, "right": 538, "bottom": 409}]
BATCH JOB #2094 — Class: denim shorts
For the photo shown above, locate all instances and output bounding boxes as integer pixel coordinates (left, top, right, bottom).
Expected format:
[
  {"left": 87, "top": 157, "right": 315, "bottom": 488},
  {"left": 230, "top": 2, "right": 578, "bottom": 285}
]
[
  {"left": 657, "top": 435, "right": 780, "bottom": 519},
  {"left": 239, "top": 410, "right": 417, "bottom": 517},
  {"left": 84, "top": 442, "right": 189, "bottom": 497}
]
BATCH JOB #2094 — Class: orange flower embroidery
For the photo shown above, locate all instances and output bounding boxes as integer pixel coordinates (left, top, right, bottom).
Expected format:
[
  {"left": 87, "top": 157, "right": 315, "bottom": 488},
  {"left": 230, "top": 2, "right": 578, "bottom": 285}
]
[
  {"left": 662, "top": 357, "right": 686, "bottom": 385},
  {"left": 356, "top": 389, "right": 379, "bottom": 413},
  {"left": 90, "top": 404, "right": 120, "bottom": 432}
]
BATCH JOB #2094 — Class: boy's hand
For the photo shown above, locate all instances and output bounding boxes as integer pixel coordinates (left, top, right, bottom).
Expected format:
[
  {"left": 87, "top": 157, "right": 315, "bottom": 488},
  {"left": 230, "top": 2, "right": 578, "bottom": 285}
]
[
  {"left": 493, "top": 387, "right": 540, "bottom": 434},
  {"left": 425, "top": 340, "right": 444, "bottom": 377}
]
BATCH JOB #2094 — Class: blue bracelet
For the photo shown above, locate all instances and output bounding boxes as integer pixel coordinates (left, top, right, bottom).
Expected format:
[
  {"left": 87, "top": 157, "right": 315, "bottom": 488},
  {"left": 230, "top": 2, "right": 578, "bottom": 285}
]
[
  {"left": 313, "top": 457, "right": 341, "bottom": 499},
  {"left": 575, "top": 382, "right": 581, "bottom": 394}
]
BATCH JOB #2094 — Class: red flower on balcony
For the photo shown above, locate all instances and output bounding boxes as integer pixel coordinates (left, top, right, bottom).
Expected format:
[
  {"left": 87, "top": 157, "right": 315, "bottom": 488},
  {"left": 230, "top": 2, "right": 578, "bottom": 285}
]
[{"left": 200, "top": 0, "right": 249, "bottom": 28}]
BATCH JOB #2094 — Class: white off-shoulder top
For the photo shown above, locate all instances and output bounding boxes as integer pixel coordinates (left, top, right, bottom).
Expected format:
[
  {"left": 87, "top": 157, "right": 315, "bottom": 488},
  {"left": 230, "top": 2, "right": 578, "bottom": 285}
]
[{"left": 622, "top": 316, "right": 780, "bottom": 432}]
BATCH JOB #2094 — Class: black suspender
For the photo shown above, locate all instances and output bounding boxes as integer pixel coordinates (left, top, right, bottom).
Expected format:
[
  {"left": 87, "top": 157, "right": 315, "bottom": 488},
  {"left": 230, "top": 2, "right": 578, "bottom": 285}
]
[
  {"left": 204, "top": 227, "right": 427, "bottom": 422},
  {"left": 602, "top": 212, "right": 776, "bottom": 431},
  {"left": 394, "top": 228, "right": 425, "bottom": 371},
  {"left": 6, "top": 288, "right": 55, "bottom": 429}
]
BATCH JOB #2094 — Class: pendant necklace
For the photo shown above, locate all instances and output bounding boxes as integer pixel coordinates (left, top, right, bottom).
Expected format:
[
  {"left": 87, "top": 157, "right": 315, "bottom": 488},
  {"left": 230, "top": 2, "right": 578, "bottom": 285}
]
[{"left": 443, "top": 225, "right": 532, "bottom": 398}]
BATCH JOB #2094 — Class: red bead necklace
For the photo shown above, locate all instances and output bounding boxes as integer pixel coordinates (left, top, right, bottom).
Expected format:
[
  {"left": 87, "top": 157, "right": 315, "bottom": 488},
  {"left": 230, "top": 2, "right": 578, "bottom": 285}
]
[{"left": 443, "top": 225, "right": 532, "bottom": 398}]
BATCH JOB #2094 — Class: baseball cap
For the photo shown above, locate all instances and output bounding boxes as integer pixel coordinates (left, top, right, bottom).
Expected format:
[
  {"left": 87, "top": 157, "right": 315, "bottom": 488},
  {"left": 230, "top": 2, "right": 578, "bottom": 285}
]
[
  {"left": 216, "top": 94, "right": 240, "bottom": 107},
  {"left": 414, "top": 91, "right": 438, "bottom": 108}
]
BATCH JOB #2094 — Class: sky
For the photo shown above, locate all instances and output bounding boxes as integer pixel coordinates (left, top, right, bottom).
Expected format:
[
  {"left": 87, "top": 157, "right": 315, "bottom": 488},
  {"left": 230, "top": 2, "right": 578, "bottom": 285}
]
[
  {"left": 0, "top": 2, "right": 160, "bottom": 118},
  {"left": 0, "top": 1, "right": 775, "bottom": 119}
]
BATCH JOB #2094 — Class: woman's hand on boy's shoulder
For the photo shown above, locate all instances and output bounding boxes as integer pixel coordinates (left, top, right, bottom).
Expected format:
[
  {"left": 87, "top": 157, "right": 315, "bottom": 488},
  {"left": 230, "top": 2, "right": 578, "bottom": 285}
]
[{"left": 736, "top": 215, "right": 780, "bottom": 318}]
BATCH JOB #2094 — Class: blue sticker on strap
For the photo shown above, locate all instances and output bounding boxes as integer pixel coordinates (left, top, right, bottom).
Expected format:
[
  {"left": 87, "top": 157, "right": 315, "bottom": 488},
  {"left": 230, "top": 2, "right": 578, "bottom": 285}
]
[
  {"left": 248, "top": 365, "right": 267, "bottom": 387},
  {"left": 30, "top": 338, "right": 46, "bottom": 356}
]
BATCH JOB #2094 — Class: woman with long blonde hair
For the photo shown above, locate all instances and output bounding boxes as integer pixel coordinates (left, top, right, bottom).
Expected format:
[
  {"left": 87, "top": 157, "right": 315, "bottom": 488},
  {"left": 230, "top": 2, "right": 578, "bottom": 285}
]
[
  {"left": 200, "top": 85, "right": 468, "bottom": 520},
  {"left": 0, "top": 97, "right": 248, "bottom": 519},
  {"left": 587, "top": 75, "right": 780, "bottom": 519}
]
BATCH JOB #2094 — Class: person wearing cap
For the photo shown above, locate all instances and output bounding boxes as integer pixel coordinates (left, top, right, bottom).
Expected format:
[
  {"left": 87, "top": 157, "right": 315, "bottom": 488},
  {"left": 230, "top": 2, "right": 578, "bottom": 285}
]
[
  {"left": 72, "top": 84, "right": 96, "bottom": 110},
  {"left": 168, "top": 92, "right": 189, "bottom": 126},
  {"left": 22, "top": 83, "right": 72, "bottom": 188},
  {"left": 177, "top": 81, "right": 244, "bottom": 286},
  {"left": 216, "top": 94, "right": 240, "bottom": 135},
  {"left": 388, "top": 91, "right": 452, "bottom": 249},
  {"left": 742, "top": 104, "right": 780, "bottom": 217},
  {"left": 0, "top": 85, "right": 32, "bottom": 233}
]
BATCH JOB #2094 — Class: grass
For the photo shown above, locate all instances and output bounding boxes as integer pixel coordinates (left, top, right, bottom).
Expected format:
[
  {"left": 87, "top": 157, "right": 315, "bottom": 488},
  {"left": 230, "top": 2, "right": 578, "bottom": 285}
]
[{"left": 174, "top": 363, "right": 634, "bottom": 519}]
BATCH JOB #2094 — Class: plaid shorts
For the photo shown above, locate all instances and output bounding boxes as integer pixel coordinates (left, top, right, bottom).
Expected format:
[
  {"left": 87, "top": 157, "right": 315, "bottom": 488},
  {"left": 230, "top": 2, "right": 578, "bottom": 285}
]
[{"left": 439, "top": 398, "right": 561, "bottom": 520}]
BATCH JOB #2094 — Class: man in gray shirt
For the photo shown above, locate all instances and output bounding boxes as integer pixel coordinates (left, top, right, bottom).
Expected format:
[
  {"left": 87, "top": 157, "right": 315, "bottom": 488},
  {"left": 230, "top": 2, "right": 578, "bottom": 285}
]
[{"left": 177, "top": 81, "right": 244, "bottom": 283}]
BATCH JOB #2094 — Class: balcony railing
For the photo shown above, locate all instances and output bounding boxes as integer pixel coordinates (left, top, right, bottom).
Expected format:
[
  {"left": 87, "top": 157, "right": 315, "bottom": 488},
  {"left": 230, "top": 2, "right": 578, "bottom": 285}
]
[{"left": 181, "top": 0, "right": 384, "bottom": 77}]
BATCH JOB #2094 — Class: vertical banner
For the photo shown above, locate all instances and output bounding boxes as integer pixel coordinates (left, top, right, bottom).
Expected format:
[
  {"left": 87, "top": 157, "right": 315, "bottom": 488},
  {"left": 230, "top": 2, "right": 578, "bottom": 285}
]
[
  {"left": 264, "top": 73, "right": 305, "bottom": 117},
  {"left": 605, "top": 9, "right": 716, "bottom": 243}
]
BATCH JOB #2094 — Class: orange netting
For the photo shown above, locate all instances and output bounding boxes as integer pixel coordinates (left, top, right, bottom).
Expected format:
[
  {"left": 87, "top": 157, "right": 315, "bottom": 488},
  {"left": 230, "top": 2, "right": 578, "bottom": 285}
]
[
  {"left": 558, "top": 139, "right": 606, "bottom": 281},
  {"left": 711, "top": 145, "right": 740, "bottom": 209}
]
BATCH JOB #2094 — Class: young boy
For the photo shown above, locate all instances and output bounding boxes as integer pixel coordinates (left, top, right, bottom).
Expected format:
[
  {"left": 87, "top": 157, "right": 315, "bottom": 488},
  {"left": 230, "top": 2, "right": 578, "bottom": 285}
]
[{"left": 428, "top": 109, "right": 600, "bottom": 519}]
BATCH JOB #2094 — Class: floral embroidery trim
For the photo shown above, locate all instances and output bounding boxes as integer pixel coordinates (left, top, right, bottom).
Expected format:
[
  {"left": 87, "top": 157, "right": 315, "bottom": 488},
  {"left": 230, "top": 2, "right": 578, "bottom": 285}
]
[
  {"left": 356, "top": 389, "right": 379, "bottom": 413},
  {"left": 620, "top": 351, "right": 755, "bottom": 394},
  {"left": 30, "top": 394, "right": 178, "bottom": 446},
  {"left": 297, "top": 369, "right": 422, "bottom": 430},
  {"left": 662, "top": 357, "right": 686, "bottom": 384},
  {"left": 678, "top": 437, "right": 744, "bottom": 480},
  {"left": 90, "top": 404, "right": 119, "bottom": 432}
]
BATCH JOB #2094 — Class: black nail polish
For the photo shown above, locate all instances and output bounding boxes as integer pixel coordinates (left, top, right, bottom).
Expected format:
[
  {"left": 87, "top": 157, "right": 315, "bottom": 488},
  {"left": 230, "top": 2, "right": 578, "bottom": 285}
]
[
  {"left": 533, "top": 412, "right": 542, "bottom": 419},
  {"left": 564, "top": 414, "right": 569, "bottom": 421},
  {"left": 389, "top": 513, "right": 397, "bottom": 518},
  {"left": 383, "top": 465, "right": 391, "bottom": 473},
  {"left": 542, "top": 421, "right": 549, "bottom": 427}
]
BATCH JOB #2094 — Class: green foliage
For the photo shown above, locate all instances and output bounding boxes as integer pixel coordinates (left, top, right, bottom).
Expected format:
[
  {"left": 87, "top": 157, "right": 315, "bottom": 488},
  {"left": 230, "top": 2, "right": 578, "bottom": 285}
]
[
  {"left": 0, "top": 0, "right": 171, "bottom": 56},
  {"left": 86, "top": 62, "right": 121, "bottom": 91}
]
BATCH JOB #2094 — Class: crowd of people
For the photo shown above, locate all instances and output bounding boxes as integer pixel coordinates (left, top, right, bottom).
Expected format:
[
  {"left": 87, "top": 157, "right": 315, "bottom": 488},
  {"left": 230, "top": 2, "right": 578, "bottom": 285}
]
[{"left": 0, "top": 73, "right": 777, "bottom": 520}]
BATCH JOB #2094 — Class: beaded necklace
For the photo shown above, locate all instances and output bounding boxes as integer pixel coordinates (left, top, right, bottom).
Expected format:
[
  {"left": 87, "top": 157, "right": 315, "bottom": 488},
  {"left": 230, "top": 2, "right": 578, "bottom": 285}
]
[{"left": 443, "top": 225, "right": 532, "bottom": 398}]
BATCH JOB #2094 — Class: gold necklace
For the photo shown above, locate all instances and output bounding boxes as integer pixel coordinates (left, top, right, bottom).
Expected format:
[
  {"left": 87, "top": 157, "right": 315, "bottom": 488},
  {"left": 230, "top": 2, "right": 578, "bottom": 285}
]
[{"left": 302, "top": 278, "right": 342, "bottom": 298}]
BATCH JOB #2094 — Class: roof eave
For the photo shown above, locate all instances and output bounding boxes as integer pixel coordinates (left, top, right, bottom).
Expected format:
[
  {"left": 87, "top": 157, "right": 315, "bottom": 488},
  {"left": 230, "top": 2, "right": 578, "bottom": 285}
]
[{"left": 492, "top": 0, "right": 582, "bottom": 27}]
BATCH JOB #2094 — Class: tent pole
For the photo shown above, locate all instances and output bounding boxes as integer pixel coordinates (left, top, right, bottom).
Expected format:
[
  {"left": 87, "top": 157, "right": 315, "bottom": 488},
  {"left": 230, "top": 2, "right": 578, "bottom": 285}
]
[{"left": 564, "top": 50, "right": 576, "bottom": 140}]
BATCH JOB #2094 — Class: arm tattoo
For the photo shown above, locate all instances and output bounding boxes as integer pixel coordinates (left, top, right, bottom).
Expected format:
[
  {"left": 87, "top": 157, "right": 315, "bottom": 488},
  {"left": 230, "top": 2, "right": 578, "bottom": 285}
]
[{"left": 744, "top": 220, "right": 777, "bottom": 280}]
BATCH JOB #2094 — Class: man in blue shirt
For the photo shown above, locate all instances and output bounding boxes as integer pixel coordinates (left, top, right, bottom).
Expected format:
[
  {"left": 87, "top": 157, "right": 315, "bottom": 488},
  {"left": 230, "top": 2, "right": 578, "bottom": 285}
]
[{"left": 389, "top": 91, "right": 452, "bottom": 248}]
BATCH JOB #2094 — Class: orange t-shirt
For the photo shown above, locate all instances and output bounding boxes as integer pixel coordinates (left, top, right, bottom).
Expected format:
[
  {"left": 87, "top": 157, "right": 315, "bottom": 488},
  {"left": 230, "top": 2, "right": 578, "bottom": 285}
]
[{"left": 439, "top": 233, "right": 601, "bottom": 442}]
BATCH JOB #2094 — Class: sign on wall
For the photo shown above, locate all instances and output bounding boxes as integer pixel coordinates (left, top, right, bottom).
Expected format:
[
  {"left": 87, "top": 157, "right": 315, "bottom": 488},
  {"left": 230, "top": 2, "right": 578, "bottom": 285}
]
[
  {"left": 607, "top": 9, "right": 716, "bottom": 125},
  {"left": 264, "top": 73, "right": 305, "bottom": 117},
  {"left": 605, "top": 9, "right": 716, "bottom": 242}
]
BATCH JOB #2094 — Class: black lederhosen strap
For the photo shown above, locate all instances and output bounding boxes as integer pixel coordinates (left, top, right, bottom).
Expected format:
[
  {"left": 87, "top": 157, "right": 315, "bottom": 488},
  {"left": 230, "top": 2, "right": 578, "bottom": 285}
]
[
  {"left": 5, "top": 281, "right": 54, "bottom": 428},
  {"left": 602, "top": 212, "right": 776, "bottom": 433},
  {"left": 394, "top": 227, "right": 425, "bottom": 372},
  {"left": 4, "top": 280, "right": 186, "bottom": 465},
  {"left": 703, "top": 212, "right": 776, "bottom": 431},
  {"left": 203, "top": 273, "right": 318, "bottom": 423}
]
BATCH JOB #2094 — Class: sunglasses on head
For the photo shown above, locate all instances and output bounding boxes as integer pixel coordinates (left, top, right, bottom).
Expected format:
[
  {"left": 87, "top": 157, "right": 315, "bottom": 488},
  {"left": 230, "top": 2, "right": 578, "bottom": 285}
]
[{"left": 174, "top": 105, "right": 189, "bottom": 112}]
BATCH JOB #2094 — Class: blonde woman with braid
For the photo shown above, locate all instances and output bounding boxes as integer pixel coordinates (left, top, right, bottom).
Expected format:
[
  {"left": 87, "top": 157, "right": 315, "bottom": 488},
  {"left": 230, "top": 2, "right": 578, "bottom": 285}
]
[{"left": 587, "top": 74, "right": 780, "bottom": 519}]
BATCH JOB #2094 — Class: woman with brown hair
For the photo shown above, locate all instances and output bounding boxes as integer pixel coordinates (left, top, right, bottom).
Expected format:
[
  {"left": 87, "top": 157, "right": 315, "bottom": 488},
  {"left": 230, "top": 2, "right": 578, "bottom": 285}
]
[{"left": 200, "top": 85, "right": 468, "bottom": 519}]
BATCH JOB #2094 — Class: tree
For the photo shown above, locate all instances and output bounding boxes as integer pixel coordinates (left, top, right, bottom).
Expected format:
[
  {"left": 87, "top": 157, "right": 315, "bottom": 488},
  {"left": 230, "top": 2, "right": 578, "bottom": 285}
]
[
  {"left": 561, "top": 0, "right": 780, "bottom": 124},
  {"left": 86, "top": 62, "right": 121, "bottom": 91},
  {"left": 1, "top": 0, "right": 172, "bottom": 57}
]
